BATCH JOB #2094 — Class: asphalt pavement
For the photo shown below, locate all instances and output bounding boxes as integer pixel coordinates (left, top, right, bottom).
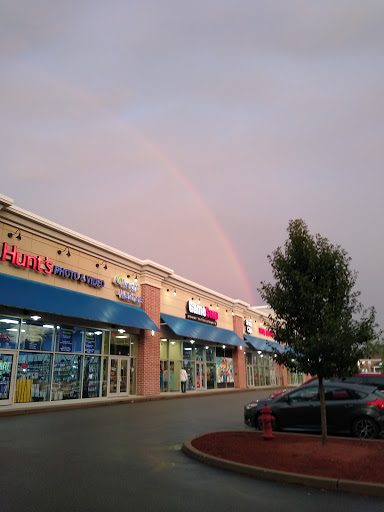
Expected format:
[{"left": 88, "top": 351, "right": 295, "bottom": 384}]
[{"left": 1, "top": 389, "right": 383, "bottom": 511}]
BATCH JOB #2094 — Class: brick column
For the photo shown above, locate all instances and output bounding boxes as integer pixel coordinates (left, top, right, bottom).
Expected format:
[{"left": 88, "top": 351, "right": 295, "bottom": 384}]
[
  {"left": 136, "top": 284, "right": 160, "bottom": 396},
  {"left": 232, "top": 315, "right": 247, "bottom": 389}
]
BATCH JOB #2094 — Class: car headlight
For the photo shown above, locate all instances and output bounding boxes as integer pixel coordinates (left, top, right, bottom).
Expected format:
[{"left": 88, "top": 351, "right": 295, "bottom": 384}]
[{"left": 245, "top": 403, "right": 258, "bottom": 410}]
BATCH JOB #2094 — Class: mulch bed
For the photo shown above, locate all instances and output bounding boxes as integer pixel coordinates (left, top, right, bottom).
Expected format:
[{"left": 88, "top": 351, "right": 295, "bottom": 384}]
[{"left": 191, "top": 431, "right": 384, "bottom": 484}]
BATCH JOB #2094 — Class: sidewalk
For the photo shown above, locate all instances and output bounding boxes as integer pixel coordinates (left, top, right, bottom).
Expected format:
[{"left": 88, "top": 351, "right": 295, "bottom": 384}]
[{"left": 0, "top": 386, "right": 272, "bottom": 418}]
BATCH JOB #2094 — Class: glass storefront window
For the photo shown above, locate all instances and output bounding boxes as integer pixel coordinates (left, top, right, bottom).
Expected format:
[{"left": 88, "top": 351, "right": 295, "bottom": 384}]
[
  {"left": 206, "top": 346, "right": 215, "bottom": 362},
  {"left": 0, "top": 353, "right": 14, "bottom": 400},
  {"left": 183, "top": 343, "right": 195, "bottom": 360},
  {"left": 84, "top": 330, "right": 103, "bottom": 354},
  {"left": 20, "top": 321, "right": 55, "bottom": 351},
  {"left": 195, "top": 344, "right": 204, "bottom": 361},
  {"left": 52, "top": 354, "right": 82, "bottom": 400},
  {"left": 160, "top": 360, "right": 168, "bottom": 392},
  {"left": 56, "top": 325, "right": 84, "bottom": 353},
  {"left": 82, "top": 356, "right": 101, "bottom": 398},
  {"left": 0, "top": 317, "right": 20, "bottom": 349},
  {"left": 216, "top": 356, "right": 234, "bottom": 388},
  {"left": 245, "top": 352, "right": 252, "bottom": 364},
  {"left": 15, "top": 352, "right": 52, "bottom": 402},
  {"left": 207, "top": 362, "right": 216, "bottom": 389},
  {"left": 110, "top": 330, "right": 131, "bottom": 356},
  {"left": 184, "top": 361, "right": 195, "bottom": 391}
]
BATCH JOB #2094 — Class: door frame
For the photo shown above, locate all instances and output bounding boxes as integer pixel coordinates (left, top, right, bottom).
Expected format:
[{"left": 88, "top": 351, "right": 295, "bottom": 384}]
[
  {"left": 108, "top": 356, "right": 130, "bottom": 397},
  {"left": 0, "top": 350, "right": 17, "bottom": 406},
  {"left": 196, "top": 361, "right": 207, "bottom": 390}
]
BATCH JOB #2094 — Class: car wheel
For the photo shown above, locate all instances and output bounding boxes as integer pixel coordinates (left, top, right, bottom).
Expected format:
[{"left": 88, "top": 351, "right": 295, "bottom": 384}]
[
  {"left": 256, "top": 415, "right": 278, "bottom": 432},
  {"left": 352, "top": 417, "right": 379, "bottom": 439}
]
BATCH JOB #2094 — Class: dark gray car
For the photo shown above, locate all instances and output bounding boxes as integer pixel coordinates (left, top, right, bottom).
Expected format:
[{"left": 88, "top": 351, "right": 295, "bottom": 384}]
[{"left": 244, "top": 381, "right": 384, "bottom": 439}]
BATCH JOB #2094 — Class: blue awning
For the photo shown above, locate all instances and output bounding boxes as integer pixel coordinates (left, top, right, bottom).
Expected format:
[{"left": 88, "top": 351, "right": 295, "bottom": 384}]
[
  {"left": 244, "top": 335, "right": 285, "bottom": 353},
  {"left": 265, "top": 341, "right": 286, "bottom": 354},
  {"left": 244, "top": 335, "right": 269, "bottom": 351},
  {"left": 160, "top": 313, "right": 246, "bottom": 347},
  {"left": 0, "top": 272, "right": 158, "bottom": 331}
]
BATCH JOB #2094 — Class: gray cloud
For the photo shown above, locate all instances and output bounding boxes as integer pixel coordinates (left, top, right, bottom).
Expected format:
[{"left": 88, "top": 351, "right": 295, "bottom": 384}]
[{"left": 1, "top": 0, "right": 384, "bottom": 325}]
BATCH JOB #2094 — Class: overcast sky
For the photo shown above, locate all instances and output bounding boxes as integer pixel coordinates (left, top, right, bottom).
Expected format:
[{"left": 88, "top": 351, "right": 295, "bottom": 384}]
[{"left": 1, "top": 1, "right": 384, "bottom": 328}]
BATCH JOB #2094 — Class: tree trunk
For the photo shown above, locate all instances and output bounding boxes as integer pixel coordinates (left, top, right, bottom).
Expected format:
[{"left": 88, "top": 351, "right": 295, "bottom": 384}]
[{"left": 319, "top": 376, "right": 328, "bottom": 446}]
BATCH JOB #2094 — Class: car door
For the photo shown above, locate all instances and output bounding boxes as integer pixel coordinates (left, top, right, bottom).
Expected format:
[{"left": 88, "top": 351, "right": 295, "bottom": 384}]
[
  {"left": 325, "top": 385, "right": 366, "bottom": 432},
  {"left": 273, "top": 385, "right": 320, "bottom": 431}
]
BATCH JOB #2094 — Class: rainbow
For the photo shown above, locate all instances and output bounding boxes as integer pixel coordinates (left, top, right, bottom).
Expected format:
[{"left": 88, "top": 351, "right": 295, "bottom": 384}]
[{"left": 25, "top": 66, "right": 256, "bottom": 305}]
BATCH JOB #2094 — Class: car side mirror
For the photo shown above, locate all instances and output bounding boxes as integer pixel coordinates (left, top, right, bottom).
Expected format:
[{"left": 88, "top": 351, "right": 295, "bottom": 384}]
[{"left": 280, "top": 394, "right": 290, "bottom": 404}]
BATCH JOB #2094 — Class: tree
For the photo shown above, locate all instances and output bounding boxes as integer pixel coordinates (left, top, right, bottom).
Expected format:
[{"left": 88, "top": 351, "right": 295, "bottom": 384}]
[{"left": 259, "top": 219, "right": 380, "bottom": 445}]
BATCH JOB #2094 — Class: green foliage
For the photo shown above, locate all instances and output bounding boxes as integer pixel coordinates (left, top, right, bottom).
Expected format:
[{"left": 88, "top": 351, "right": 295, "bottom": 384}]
[{"left": 259, "top": 219, "right": 380, "bottom": 380}]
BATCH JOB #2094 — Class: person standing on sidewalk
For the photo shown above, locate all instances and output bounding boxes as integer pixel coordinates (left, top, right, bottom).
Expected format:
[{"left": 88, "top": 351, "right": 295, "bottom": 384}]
[{"left": 180, "top": 367, "right": 188, "bottom": 393}]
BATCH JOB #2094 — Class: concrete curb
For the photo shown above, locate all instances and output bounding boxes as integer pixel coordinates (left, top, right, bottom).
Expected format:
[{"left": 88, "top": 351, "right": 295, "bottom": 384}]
[{"left": 182, "top": 433, "right": 384, "bottom": 498}]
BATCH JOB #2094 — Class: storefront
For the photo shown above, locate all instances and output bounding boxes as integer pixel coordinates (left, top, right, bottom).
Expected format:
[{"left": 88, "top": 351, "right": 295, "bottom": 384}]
[
  {"left": 243, "top": 331, "right": 285, "bottom": 388},
  {"left": 0, "top": 193, "right": 289, "bottom": 411},
  {"left": 159, "top": 312, "right": 247, "bottom": 392},
  {"left": 0, "top": 272, "right": 158, "bottom": 406}
]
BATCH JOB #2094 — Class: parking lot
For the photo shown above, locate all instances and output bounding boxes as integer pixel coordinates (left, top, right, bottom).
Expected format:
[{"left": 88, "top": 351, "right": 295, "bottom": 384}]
[{"left": 1, "top": 389, "right": 383, "bottom": 511}]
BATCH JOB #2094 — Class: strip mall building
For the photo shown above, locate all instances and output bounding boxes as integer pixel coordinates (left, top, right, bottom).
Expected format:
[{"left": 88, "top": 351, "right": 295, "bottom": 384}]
[{"left": 0, "top": 194, "right": 301, "bottom": 411}]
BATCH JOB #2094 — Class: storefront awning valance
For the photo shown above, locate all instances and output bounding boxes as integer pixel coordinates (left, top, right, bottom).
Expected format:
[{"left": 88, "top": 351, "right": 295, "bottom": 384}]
[
  {"left": 0, "top": 272, "right": 158, "bottom": 331},
  {"left": 160, "top": 313, "right": 246, "bottom": 347},
  {"left": 244, "top": 335, "right": 285, "bottom": 354}
]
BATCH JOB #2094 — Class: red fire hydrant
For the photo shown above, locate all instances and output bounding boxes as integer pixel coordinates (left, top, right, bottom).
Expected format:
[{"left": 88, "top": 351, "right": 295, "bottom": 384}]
[{"left": 260, "top": 404, "right": 274, "bottom": 440}]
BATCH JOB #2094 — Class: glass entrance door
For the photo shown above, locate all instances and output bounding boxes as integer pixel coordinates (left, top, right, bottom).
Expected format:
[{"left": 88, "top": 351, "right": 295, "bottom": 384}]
[
  {"left": 109, "top": 356, "right": 130, "bottom": 396},
  {"left": 0, "top": 352, "right": 16, "bottom": 405},
  {"left": 196, "top": 362, "right": 206, "bottom": 390}
]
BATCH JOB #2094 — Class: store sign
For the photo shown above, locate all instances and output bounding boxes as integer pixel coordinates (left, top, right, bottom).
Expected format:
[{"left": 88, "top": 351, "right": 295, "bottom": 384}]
[
  {"left": 186, "top": 301, "right": 218, "bottom": 326},
  {"left": 245, "top": 319, "right": 253, "bottom": 334},
  {"left": 113, "top": 275, "right": 143, "bottom": 304},
  {"left": 53, "top": 266, "right": 104, "bottom": 288},
  {"left": 259, "top": 327, "right": 274, "bottom": 338},
  {"left": 1, "top": 243, "right": 105, "bottom": 288},
  {"left": 1, "top": 242, "right": 53, "bottom": 274}
]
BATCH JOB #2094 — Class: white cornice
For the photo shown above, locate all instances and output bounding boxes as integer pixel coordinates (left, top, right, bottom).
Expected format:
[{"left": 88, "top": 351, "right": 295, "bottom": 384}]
[{"left": 0, "top": 194, "right": 13, "bottom": 211}]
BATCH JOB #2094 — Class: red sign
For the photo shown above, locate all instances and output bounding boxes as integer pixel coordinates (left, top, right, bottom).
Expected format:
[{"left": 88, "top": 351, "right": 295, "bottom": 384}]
[
  {"left": 1, "top": 243, "right": 53, "bottom": 274},
  {"left": 22, "top": 363, "right": 28, "bottom": 369},
  {"left": 259, "top": 327, "right": 274, "bottom": 338}
]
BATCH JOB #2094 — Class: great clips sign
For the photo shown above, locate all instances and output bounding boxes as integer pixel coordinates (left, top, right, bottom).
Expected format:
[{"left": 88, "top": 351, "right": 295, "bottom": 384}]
[
  {"left": 186, "top": 300, "right": 218, "bottom": 326},
  {"left": 1, "top": 243, "right": 104, "bottom": 289}
]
